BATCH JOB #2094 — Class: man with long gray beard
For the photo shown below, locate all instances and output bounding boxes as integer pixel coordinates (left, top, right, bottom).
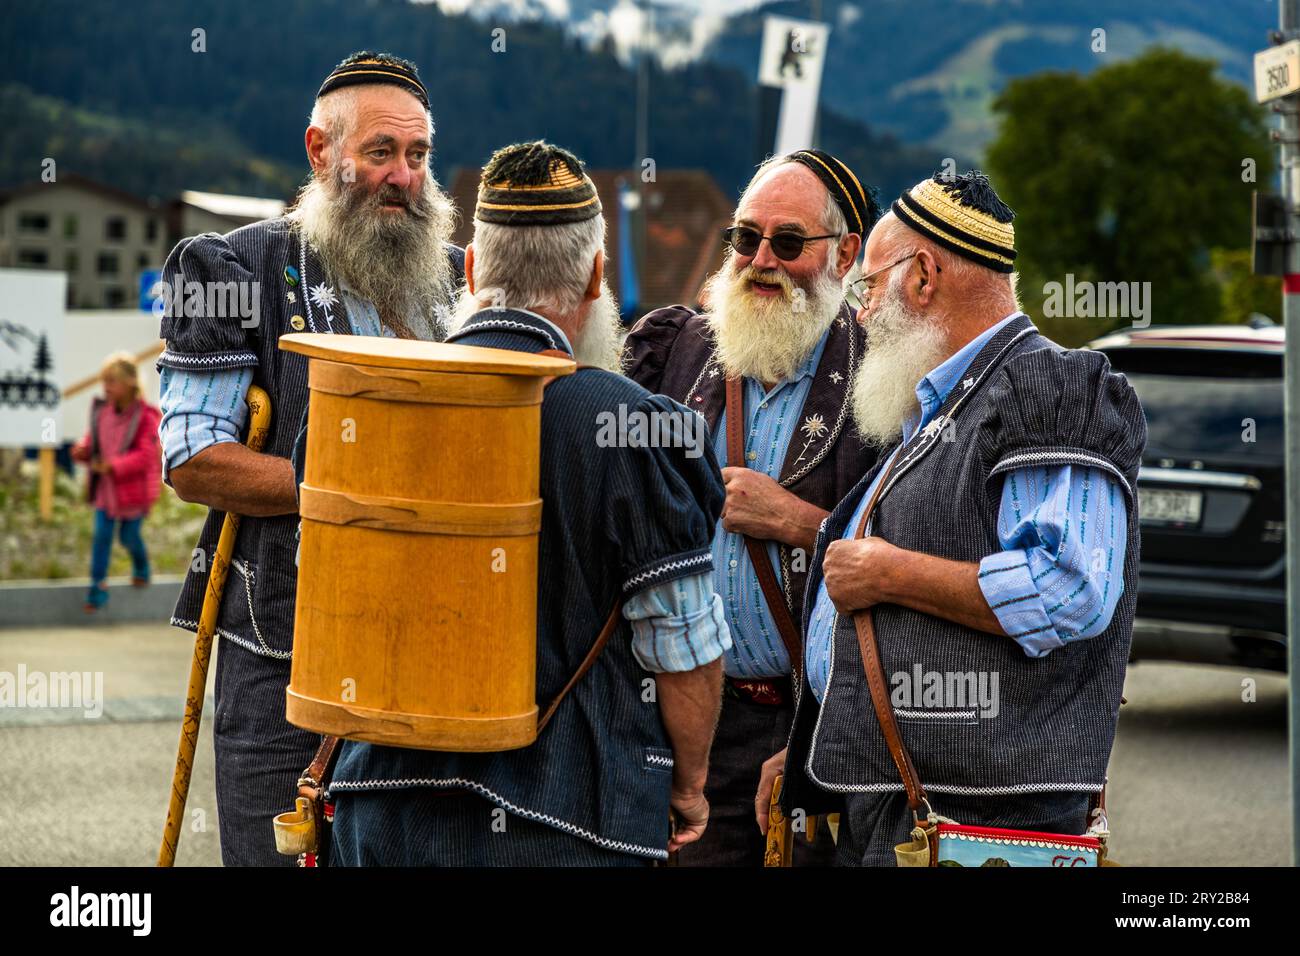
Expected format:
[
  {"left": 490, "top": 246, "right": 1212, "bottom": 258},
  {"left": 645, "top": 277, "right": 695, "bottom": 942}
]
[
  {"left": 324, "top": 141, "right": 733, "bottom": 866},
  {"left": 156, "top": 51, "right": 463, "bottom": 865},
  {"left": 623, "top": 150, "right": 881, "bottom": 866},
  {"left": 761, "top": 171, "right": 1146, "bottom": 865}
]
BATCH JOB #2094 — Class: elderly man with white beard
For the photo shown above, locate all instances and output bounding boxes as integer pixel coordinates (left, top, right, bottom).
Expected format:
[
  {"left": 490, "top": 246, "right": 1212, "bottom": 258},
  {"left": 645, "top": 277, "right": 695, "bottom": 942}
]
[
  {"left": 623, "top": 149, "right": 882, "bottom": 866},
  {"left": 320, "top": 141, "right": 733, "bottom": 866},
  {"left": 155, "top": 51, "right": 463, "bottom": 865},
  {"left": 761, "top": 171, "right": 1147, "bottom": 866}
]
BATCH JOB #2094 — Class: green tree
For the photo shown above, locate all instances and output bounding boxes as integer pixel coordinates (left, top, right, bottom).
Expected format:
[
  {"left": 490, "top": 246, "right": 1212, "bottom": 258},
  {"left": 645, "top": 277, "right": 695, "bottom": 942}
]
[
  {"left": 1211, "top": 247, "right": 1281, "bottom": 325},
  {"left": 986, "top": 49, "right": 1272, "bottom": 346}
]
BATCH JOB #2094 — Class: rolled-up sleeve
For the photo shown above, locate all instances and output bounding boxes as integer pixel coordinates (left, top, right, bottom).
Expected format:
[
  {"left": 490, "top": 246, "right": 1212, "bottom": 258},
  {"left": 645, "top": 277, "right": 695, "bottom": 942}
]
[
  {"left": 624, "top": 570, "right": 732, "bottom": 673},
  {"left": 157, "top": 365, "right": 253, "bottom": 481},
  {"left": 978, "top": 464, "right": 1128, "bottom": 658}
]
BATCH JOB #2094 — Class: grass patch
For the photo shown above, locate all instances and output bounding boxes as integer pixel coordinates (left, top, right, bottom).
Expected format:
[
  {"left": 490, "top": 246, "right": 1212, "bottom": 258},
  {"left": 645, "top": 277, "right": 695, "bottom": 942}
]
[{"left": 0, "top": 459, "right": 209, "bottom": 581}]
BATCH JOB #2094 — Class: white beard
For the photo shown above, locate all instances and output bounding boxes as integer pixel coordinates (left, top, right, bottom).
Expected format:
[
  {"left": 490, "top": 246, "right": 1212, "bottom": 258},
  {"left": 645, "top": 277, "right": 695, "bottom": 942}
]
[
  {"left": 450, "top": 279, "right": 624, "bottom": 372},
  {"left": 703, "top": 254, "right": 843, "bottom": 384},
  {"left": 850, "top": 275, "right": 950, "bottom": 448}
]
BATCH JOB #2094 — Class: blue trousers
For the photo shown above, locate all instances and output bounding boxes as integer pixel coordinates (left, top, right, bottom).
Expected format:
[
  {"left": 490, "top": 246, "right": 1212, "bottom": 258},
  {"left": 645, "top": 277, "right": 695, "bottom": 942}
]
[
  {"left": 90, "top": 509, "right": 149, "bottom": 584},
  {"left": 332, "top": 789, "right": 653, "bottom": 867}
]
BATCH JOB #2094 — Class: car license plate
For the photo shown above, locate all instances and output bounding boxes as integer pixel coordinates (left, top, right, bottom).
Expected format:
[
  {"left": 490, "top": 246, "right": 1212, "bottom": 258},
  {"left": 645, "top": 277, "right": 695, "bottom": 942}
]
[{"left": 1139, "top": 487, "right": 1203, "bottom": 527}]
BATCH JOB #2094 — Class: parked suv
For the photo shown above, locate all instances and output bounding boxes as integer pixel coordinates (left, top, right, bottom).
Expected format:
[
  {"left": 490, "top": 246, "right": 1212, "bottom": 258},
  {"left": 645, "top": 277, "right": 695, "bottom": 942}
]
[{"left": 1088, "top": 324, "right": 1287, "bottom": 671}]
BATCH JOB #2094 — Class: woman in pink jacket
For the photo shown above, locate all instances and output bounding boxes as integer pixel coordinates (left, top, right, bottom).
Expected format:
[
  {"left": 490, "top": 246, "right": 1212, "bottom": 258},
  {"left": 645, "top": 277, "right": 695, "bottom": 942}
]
[{"left": 71, "top": 352, "right": 162, "bottom": 612}]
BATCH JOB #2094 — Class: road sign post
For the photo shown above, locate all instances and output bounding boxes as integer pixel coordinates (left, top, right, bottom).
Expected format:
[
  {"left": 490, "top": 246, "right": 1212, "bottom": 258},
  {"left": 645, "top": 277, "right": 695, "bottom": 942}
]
[{"left": 1256, "top": 0, "right": 1300, "bottom": 868}]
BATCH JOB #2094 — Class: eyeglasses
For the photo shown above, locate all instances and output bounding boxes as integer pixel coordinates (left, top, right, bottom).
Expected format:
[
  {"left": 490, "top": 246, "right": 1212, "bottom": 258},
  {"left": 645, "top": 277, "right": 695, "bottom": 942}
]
[
  {"left": 721, "top": 226, "right": 841, "bottom": 262},
  {"left": 844, "top": 253, "right": 940, "bottom": 312}
]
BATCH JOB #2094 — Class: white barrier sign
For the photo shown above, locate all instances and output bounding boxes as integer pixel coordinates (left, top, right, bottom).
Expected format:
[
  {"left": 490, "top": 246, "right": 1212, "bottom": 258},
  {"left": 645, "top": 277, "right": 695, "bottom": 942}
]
[
  {"left": 0, "top": 269, "right": 66, "bottom": 447},
  {"left": 1255, "top": 40, "right": 1300, "bottom": 103}
]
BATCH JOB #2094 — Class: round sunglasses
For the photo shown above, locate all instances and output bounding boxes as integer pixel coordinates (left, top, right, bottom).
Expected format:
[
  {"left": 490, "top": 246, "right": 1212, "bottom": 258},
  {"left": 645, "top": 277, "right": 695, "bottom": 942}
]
[{"left": 721, "top": 225, "right": 840, "bottom": 262}]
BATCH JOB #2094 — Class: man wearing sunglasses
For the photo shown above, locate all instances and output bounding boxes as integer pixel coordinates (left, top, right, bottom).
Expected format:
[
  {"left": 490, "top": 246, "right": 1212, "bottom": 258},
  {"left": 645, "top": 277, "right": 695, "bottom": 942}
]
[
  {"left": 623, "top": 149, "right": 882, "bottom": 866},
  {"left": 763, "top": 171, "right": 1146, "bottom": 865}
]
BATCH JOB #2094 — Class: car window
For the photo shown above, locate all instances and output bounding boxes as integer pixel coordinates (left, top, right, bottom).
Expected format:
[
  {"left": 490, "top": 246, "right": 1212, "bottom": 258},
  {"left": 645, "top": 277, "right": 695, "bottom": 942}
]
[{"left": 1101, "top": 347, "right": 1283, "bottom": 460}]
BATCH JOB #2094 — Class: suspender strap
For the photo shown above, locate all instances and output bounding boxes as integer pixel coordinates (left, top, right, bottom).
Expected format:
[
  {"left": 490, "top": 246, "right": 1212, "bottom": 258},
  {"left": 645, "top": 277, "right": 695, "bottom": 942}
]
[{"left": 724, "top": 377, "right": 804, "bottom": 679}]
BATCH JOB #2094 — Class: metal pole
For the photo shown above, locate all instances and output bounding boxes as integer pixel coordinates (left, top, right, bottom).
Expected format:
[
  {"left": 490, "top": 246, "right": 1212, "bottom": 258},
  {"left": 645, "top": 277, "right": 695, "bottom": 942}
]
[
  {"left": 1278, "top": 0, "right": 1300, "bottom": 867},
  {"left": 634, "top": 0, "right": 650, "bottom": 303}
]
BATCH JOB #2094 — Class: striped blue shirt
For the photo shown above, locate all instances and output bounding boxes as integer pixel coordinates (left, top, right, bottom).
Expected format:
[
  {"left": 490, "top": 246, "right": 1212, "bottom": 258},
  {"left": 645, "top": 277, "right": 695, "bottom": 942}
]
[
  {"left": 804, "top": 315, "right": 1129, "bottom": 701},
  {"left": 159, "top": 298, "right": 728, "bottom": 674},
  {"left": 711, "top": 326, "right": 830, "bottom": 678}
]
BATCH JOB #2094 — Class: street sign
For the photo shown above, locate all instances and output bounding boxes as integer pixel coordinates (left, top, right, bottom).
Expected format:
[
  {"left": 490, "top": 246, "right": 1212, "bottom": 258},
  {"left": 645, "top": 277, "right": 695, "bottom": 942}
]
[{"left": 1255, "top": 39, "right": 1300, "bottom": 102}]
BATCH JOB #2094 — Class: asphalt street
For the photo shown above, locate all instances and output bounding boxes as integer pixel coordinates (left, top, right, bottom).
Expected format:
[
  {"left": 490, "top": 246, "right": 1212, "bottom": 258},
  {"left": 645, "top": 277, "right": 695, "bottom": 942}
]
[{"left": 0, "top": 621, "right": 1291, "bottom": 866}]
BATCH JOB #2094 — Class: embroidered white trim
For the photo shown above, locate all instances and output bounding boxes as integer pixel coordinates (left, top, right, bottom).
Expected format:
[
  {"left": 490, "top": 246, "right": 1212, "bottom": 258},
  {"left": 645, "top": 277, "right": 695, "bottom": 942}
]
[
  {"left": 299, "top": 239, "right": 322, "bottom": 333},
  {"left": 159, "top": 349, "right": 259, "bottom": 368},
  {"left": 896, "top": 709, "right": 976, "bottom": 720},
  {"left": 805, "top": 779, "right": 1104, "bottom": 795},
  {"left": 939, "top": 831, "right": 1098, "bottom": 852},
  {"left": 991, "top": 452, "right": 1133, "bottom": 500},
  {"left": 623, "top": 552, "right": 711, "bottom": 592},
  {"left": 217, "top": 629, "right": 293, "bottom": 660},
  {"left": 645, "top": 753, "right": 674, "bottom": 768},
  {"left": 781, "top": 312, "right": 857, "bottom": 488},
  {"left": 169, "top": 613, "right": 293, "bottom": 661},
  {"left": 327, "top": 777, "right": 669, "bottom": 860},
  {"left": 457, "top": 317, "right": 560, "bottom": 351}
]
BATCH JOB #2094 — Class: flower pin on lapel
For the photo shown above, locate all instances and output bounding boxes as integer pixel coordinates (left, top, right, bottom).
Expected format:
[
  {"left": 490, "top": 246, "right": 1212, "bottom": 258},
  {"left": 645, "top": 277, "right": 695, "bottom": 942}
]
[
  {"left": 309, "top": 282, "right": 339, "bottom": 317},
  {"left": 800, "top": 414, "right": 828, "bottom": 440}
]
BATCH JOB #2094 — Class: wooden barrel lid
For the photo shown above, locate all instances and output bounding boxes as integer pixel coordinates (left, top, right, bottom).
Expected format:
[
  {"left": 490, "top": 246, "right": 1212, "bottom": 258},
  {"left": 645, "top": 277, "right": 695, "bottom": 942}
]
[{"left": 279, "top": 332, "right": 575, "bottom": 377}]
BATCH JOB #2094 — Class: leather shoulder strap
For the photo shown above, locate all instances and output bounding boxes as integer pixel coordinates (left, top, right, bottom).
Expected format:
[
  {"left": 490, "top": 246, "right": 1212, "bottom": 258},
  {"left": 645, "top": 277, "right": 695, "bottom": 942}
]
[
  {"left": 537, "top": 600, "right": 624, "bottom": 733},
  {"left": 850, "top": 450, "right": 929, "bottom": 815},
  {"left": 725, "top": 377, "right": 804, "bottom": 678}
]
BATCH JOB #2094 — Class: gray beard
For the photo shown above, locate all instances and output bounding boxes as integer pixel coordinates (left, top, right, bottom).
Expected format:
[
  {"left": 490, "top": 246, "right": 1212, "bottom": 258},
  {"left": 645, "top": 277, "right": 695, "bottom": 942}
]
[
  {"left": 703, "top": 255, "right": 843, "bottom": 384},
  {"left": 292, "top": 165, "right": 458, "bottom": 340},
  {"left": 449, "top": 280, "right": 625, "bottom": 372},
  {"left": 850, "top": 284, "right": 950, "bottom": 448}
]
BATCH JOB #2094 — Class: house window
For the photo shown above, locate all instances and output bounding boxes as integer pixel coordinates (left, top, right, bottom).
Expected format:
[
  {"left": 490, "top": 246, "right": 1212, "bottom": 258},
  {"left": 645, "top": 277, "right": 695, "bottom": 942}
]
[
  {"left": 63, "top": 215, "right": 78, "bottom": 239},
  {"left": 137, "top": 252, "right": 150, "bottom": 269},
  {"left": 18, "top": 248, "right": 49, "bottom": 266},
  {"left": 105, "top": 217, "right": 127, "bottom": 241},
  {"left": 65, "top": 251, "right": 79, "bottom": 273},
  {"left": 97, "top": 252, "right": 119, "bottom": 276},
  {"left": 19, "top": 212, "right": 50, "bottom": 233},
  {"left": 146, "top": 218, "right": 158, "bottom": 242},
  {"left": 105, "top": 287, "right": 127, "bottom": 308}
]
